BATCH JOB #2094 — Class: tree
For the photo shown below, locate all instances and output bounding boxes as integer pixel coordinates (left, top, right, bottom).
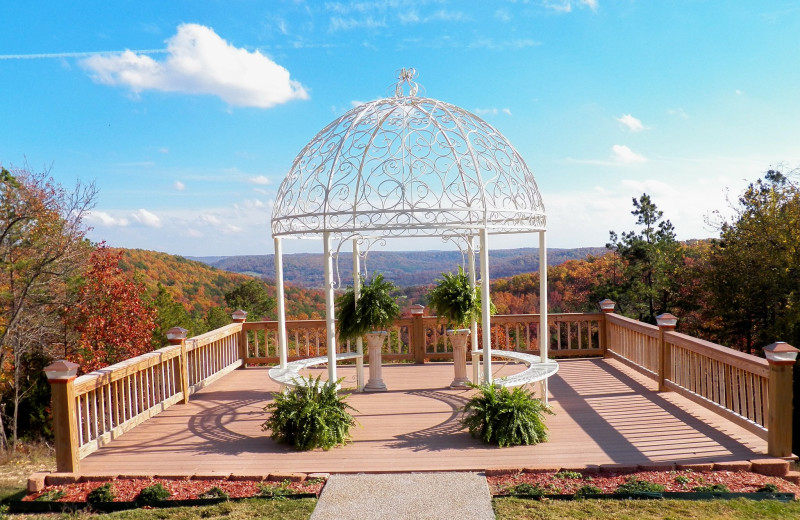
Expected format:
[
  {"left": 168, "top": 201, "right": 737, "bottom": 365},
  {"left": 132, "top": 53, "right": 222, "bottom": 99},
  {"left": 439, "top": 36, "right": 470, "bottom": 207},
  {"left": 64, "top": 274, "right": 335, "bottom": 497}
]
[
  {"left": 67, "top": 245, "right": 157, "bottom": 373},
  {"left": 151, "top": 283, "right": 196, "bottom": 347},
  {"left": 0, "top": 165, "right": 96, "bottom": 450},
  {"left": 224, "top": 280, "right": 275, "bottom": 320},
  {"left": 606, "top": 194, "right": 682, "bottom": 324},
  {"left": 703, "top": 169, "right": 800, "bottom": 352}
]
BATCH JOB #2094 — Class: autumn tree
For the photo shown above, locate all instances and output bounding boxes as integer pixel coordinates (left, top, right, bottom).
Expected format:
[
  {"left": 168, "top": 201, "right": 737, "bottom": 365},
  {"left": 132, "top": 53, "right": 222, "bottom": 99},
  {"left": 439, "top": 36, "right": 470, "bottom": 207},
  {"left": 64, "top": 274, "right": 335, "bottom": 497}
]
[
  {"left": 0, "top": 165, "right": 96, "bottom": 450},
  {"left": 151, "top": 283, "right": 197, "bottom": 347},
  {"left": 606, "top": 194, "right": 682, "bottom": 324},
  {"left": 67, "top": 245, "right": 157, "bottom": 373},
  {"left": 224, "top": 279, "right": 275, "bottom": 320},
  {"left": 703, "top": 169, "right": 800, "bottom": 352}
]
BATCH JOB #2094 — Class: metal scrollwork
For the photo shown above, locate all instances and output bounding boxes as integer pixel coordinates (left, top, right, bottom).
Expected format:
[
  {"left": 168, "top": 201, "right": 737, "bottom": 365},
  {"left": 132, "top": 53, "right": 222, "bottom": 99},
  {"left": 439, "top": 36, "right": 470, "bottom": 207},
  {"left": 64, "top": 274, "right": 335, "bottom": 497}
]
[{"left": 271, "top": 72, "right": 546, "bottom": 242}]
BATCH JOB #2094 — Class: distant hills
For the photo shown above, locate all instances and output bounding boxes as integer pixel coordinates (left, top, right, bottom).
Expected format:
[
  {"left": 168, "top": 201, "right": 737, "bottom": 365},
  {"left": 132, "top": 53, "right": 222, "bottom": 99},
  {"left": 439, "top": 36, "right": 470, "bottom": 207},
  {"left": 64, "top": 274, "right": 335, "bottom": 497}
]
[{"left": 188, "top": 247, "right": 607, "bottom": 289}]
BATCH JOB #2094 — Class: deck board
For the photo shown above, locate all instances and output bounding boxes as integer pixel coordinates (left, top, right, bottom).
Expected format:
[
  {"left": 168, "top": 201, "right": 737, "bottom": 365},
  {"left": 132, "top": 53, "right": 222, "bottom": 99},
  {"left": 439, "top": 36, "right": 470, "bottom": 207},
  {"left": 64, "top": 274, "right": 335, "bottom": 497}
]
[{"left": 78, "top": 358, "right": 767, "bottom": 474}]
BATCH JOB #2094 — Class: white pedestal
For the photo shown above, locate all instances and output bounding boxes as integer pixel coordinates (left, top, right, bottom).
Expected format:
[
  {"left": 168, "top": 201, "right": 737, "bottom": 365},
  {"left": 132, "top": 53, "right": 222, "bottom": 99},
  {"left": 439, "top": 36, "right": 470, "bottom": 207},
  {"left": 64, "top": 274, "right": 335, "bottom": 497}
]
[
  {"left": 449, "top": 329, "right": 471, "bottom": 388},
  {"left": 364, "top": 332, "right": 388, "bottom": 392}
]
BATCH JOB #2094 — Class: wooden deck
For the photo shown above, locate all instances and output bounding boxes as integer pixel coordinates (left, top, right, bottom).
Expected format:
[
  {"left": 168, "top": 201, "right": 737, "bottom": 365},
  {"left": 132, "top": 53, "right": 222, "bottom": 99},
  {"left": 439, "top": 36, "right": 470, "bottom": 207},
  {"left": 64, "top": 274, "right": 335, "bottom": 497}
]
[{"left": 78, "top": 358, "right": 767, "bottom": 475}]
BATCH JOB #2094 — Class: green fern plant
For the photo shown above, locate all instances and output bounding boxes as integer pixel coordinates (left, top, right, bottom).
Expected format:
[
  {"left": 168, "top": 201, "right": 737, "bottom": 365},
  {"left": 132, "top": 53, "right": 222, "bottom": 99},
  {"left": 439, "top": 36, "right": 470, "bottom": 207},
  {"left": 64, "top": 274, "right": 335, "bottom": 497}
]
[
  {"left": 460, "top": 382, "right": 553, "bottom": 447},
  {"left": 427, "top": 267, "right": 479, "bottom": 329},
  {"left": 136, "top": 483, "right": 171, "bottom": 504},
  {"left": 335, "top": 273, "right": 400, "bottom": 341},
  {"left": 262, "top": 375, "right": 358, "bottom": 451}
]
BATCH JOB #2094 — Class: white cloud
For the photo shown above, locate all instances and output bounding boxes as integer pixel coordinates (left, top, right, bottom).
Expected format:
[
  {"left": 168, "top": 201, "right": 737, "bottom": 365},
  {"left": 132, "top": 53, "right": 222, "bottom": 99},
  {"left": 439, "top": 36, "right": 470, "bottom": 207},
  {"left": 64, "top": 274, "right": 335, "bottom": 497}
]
[
  {"left": 542, "top": 0, "right": 598, "bottom": 13},
  {"left": 329, "top": 16, "right": 387, "bottom": 31},
  {"left": 468, "top": 38, "right": 540, "bottom": 50},
  {"left": 474, "top": 107, "right": 513, "bottom": 116},
  {"left": 131, "top": 209, "right": 162, "bottom": 228},
  {"left": 159, "top": 147, "right": 169, "bottom": 154},
  {"left": 173, "top": 181, "right": 185, "bottom": 191},
  {"left": 249, "top": 175, "right": 271, "bottom": 185},
  {"left": 612, "top": 145, "right": 647, "bottom": 164},
  {"left": 668, "top": 108, "right": 689, "bottom": 119},
  {"left": 495, "top": 9, "right": 512, "bottom": 22},
  {"left": 82, "top": 23, "right": 309, "bottom": 108},
  {"left": 616, "top": 114, "right": 644, "bottom": 132},
  {"left": 87, "top": 211, "right": 130, "bottom": 227},
  {"left": 581, "top": 0, "right": 599, "bottom": 12}
]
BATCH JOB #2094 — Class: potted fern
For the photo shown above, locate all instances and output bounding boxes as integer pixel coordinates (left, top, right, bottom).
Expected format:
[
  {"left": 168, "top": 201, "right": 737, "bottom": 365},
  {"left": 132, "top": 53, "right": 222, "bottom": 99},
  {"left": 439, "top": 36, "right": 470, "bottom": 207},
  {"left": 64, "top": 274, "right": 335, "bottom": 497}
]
[
  {"left": 427, "top": 266, "right": 483, "bottom": 388},
  {"left": 335, "top": 273, "right": 400, "bottom": 391}
]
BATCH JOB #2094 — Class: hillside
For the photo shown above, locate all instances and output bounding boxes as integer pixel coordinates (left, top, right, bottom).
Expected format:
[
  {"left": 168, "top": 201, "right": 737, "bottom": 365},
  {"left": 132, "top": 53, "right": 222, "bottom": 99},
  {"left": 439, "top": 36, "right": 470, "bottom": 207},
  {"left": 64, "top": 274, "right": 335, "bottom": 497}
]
[
  {"left": 189, "top": 247, "right": 607, "bottom": 289},
  {"left": 117, "top": 249, "right": 327, "bottom": 319}
]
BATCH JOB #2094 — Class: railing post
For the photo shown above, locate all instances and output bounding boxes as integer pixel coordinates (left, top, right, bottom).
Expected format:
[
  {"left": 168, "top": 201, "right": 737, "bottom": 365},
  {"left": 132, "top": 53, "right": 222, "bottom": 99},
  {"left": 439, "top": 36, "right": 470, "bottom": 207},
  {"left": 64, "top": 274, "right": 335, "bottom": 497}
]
[
  {"left": 410, "top": 304, "right": 426, "bottom": 364},
  {"left": 656, "top": 313, "right": 678, "bottom": 392},
  {"left": 764, "top": 342, "right": 799, "bottom": 457},
  {"left": 44, "top": 360, "right": 81, "bottom": 473},
  {"left": 232, "top": 310, "right": 248, "bottom": 367},
  {"left": 599, "top": 299, "right": 615, "bottom": 358},
  {"left": 167, "top": 327, "right": 189, "bottom": 404}
]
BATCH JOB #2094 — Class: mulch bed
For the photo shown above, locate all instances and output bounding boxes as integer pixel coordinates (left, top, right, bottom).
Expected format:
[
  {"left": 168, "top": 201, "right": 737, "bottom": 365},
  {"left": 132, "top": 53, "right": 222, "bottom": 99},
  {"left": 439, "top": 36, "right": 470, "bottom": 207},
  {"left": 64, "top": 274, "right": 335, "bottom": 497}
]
[
  {"left": 24, "top": 477, "right": 324, "bottom": 502},
  {"left": 489, "top": 469, "right": 800, "bottom": 496}
]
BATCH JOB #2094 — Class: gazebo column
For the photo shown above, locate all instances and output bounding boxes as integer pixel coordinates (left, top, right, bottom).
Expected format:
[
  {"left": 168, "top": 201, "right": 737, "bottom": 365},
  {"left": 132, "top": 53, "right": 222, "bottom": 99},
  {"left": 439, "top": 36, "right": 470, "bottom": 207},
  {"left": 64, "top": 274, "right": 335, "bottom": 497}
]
[
  {"left": 468, "top": 235, "right": 480, "bottom": 384},
  {"left": 539, "top": 230, "right": 549, "bottom": 404},
  {"left": 352, "top": 239, "right": 364, "bottom": 391},
  {"left": 274, "top": 237, "right": 288, "bottom": 369},
  {"left": 323, "top": 232, "right": 337, "bottom": 383},
  {"left": 480, "top": 228, "right": 492, "bottom": 384}
]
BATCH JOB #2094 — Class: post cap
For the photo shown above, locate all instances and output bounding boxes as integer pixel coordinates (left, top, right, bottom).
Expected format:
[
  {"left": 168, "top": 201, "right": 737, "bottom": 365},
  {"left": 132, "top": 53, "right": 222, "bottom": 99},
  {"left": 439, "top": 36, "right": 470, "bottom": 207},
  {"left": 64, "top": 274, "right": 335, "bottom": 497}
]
[
  {"left": 44, "top": 360, "right": 80, "bottom": 381},
  {"left": 231, "top": 309, "right": 248, "bottom": 322},
  {"left": 599, "top": 299, "right": 616, "bottom": 312},
  {"left": 166, "top": 327, "right": 188, "bottom": 344},
  {"left": 409, "top": 304, "right": 425, "bottom": 316},
  {"left": 656, "top": 313, "right": 679, "bottom": 330},
  {"left": 764, "top": 342, "right": 799, "bottom": 364}
]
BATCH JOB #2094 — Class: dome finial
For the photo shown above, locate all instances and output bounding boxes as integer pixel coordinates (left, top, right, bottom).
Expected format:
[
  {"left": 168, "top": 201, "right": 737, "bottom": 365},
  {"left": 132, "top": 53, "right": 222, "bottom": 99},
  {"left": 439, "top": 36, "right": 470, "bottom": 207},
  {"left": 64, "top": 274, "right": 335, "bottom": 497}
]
[{"left": 394, "top": 67, "right": 419, "bottom": 97}]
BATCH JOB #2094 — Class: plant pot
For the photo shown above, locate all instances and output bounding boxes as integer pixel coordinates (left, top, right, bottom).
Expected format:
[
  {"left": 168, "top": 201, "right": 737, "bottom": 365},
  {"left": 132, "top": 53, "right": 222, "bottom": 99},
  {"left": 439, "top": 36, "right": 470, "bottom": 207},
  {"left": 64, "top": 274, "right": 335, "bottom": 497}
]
[
  {"left": 448, "top": 328, "right": 471, "bottom": 388},
  {"left": 364, "top": 331, "right": 388, "bottom": 392}
]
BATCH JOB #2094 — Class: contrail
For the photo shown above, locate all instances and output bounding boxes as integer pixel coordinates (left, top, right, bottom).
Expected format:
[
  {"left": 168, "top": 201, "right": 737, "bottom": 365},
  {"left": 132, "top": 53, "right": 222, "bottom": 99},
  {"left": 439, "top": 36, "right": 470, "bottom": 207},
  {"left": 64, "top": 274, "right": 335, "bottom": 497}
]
[{"left": 0, "top": 49, "right": 168, "bottom": 60}]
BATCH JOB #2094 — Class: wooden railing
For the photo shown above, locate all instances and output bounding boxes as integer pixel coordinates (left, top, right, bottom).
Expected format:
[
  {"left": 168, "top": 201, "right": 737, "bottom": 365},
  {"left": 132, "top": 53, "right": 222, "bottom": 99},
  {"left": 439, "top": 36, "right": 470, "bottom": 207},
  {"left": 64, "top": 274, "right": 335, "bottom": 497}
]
[
  {"left": 48, "top": 309, "right": 795, "bottom": 472},
  {"left": 604, "top": 313, "right": 772, "bottom": 441},
  {"left": 66, "top": 323, "right": 243, "bottom": 461}
]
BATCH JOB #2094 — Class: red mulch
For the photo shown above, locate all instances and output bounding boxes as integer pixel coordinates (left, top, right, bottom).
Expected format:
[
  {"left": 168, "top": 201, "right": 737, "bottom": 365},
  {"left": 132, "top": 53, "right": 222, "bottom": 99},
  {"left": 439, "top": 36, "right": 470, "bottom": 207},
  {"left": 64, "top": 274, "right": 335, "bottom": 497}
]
[
  {"left": 24, "top": 477, "right": 324, "bottom": 502},
  {"left": 489, "top": 469, "right": 800, "bottom": 495}
]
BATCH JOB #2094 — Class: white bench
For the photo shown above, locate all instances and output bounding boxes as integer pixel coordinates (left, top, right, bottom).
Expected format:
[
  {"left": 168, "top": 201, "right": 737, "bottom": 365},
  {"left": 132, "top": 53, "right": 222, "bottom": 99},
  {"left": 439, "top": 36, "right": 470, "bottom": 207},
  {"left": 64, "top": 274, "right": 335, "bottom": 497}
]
[
  {"left": 473, "top": 349, "right": 559, "bottom": 387},
  {"left": 268, "top": 352, "right": 364, "bottom": 389}
]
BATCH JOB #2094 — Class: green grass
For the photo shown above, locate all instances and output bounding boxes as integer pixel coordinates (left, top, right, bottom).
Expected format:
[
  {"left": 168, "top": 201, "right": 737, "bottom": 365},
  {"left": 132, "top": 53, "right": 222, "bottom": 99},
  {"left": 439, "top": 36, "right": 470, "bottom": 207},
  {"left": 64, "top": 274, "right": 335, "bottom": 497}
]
[
  {"left": 2, "top": 498, "right": 317, "bottom": 519},
  {"left": 493, "top": 497, "right": 800, "bottom": 519}
]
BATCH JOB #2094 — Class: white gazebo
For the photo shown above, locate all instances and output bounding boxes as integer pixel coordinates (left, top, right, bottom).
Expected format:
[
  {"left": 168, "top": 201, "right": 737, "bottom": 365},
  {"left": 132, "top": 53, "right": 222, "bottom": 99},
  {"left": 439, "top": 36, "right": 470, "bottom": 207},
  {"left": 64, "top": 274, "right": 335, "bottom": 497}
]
[{"left": 270, "top": 69, "right": 550, "bottom": 389}]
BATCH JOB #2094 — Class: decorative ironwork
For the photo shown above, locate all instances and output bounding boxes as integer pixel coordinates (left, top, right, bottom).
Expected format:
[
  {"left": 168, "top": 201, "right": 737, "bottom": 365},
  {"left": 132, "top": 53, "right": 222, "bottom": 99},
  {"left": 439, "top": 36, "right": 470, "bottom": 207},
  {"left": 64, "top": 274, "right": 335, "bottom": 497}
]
[{"left": 271, "top": 73, "right": 546, "bottom": 240}]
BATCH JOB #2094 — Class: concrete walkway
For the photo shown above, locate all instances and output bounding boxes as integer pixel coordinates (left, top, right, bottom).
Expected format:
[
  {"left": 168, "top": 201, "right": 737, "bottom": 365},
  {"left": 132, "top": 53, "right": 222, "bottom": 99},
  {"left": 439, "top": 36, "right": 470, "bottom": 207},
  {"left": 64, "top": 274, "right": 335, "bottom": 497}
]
[{"left": 311, "top": 472, "right": 495, "bottom": 520}]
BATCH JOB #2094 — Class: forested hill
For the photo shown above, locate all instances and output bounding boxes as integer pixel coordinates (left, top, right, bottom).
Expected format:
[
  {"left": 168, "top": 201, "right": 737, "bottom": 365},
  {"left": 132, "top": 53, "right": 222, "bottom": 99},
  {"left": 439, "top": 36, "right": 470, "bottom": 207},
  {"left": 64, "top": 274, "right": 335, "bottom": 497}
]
[{"left": 189, "top": 247, "right": 607, "bottom": 289}]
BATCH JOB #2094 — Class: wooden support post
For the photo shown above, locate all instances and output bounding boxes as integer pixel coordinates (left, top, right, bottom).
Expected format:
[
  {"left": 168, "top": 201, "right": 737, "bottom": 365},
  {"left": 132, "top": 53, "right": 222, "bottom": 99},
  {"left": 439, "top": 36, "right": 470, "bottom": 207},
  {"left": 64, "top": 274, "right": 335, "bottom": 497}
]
[
  {"left": 764, "top": 342, "right": 799, "bottom": 457},
  {"left": 167, "top": 327, "right": 189, "bottom": 404},
  {"left": 45, "top": 360, "right": 80, "bottom": 473},
  {"left": 599, "top": 299, "right": 615, "bottom": 358},
  {"left": 656, "top": 313, "right": 678, "bottom": 392},
  {"left": 232, "top": 310, "right": 248, "bottom": 367},
  {"left": 410, "top": 305, "right": 426, "bottom": 364}
]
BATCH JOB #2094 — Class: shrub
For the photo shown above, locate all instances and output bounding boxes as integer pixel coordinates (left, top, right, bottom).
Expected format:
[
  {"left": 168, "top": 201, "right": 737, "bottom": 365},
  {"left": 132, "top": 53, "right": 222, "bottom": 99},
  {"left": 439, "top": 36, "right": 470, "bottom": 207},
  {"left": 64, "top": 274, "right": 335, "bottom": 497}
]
[
  {"left": 258, "top": 481, "right": 297, "bottom": 498},
  {"left": 87, "top": 482, "right": 115, "bottom": 503},
  {"left": 574, "top": 484, "right": 602, "bottom": 497},
  {"left": 136, "top": 483, "right": 171, "bottom": 504},
  {"left": 198, "top": 486, "right": 229, "bottom": 499},
  {"left": 554, "top": 471, "right": 583, "bottom": 480},
  {"left": 693, "top": 483, "right": 730, "bottom": 493},
  {"left": 674, "top": 475, "right": 691, "bottom": 485},
  {"left": 507, "top": 482, "right": 546, "bottom": 496},
  {"left": 34, "top": 489, "right": 65, "bottom": 501},
  {"left": 262, "top": 376, "right": 358, "bottom": 451},
  {"left": 758, "top": 483, "right": 780, "bottom": 493},
  {"left": 614, "top": 477, "right": 665, "bottom": 494},
  {"left": 460, "top": 383, "right": 553, "bottom": 447}
]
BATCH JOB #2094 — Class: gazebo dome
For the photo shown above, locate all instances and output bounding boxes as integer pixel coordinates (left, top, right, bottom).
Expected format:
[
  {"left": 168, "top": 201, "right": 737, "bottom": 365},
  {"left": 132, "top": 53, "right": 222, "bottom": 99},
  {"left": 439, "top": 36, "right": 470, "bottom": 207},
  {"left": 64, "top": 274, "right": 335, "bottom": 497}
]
[{"left": 271, "top": 72, "right": 545, "bottom": 240}]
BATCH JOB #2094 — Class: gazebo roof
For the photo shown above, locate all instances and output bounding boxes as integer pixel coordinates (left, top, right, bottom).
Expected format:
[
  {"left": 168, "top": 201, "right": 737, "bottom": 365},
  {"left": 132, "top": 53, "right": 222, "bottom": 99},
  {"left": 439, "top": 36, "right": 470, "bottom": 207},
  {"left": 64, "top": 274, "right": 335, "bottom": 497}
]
[{"left": 271, "top": 70, "right": 546, "bottom": 240}]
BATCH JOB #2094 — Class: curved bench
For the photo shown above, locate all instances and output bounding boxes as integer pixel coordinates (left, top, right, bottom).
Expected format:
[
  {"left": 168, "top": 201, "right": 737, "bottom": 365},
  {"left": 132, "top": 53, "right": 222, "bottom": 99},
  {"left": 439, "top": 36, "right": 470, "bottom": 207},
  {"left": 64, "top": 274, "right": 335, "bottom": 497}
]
[
  {"left": 268, "top": 352, "right": 363, "bottom": 389},
  {"left": 473, "top": 349, "right": 559, "bottom": 387}
]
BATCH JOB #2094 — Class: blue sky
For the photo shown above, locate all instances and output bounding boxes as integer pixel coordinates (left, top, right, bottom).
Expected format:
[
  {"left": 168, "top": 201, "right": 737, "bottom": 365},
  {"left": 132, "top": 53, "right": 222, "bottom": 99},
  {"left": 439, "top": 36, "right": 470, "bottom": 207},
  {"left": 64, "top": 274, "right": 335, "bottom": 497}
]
[{"left": 2, "top": 1, "right": 798, "bottom": 256}]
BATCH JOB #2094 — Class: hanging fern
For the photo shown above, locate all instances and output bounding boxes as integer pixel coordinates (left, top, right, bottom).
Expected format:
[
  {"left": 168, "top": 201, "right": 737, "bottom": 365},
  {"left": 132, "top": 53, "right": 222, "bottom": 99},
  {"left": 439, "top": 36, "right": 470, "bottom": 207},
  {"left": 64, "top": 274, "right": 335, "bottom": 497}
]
[
  {"left": 460, "top": 383, "right": 553, "bottom": 447},
  {"left": 427, "top": 266, "right": 479, "bottom": 329},
  {"left": 335, "top": 273, "right": 400, "bottom": 341}
]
